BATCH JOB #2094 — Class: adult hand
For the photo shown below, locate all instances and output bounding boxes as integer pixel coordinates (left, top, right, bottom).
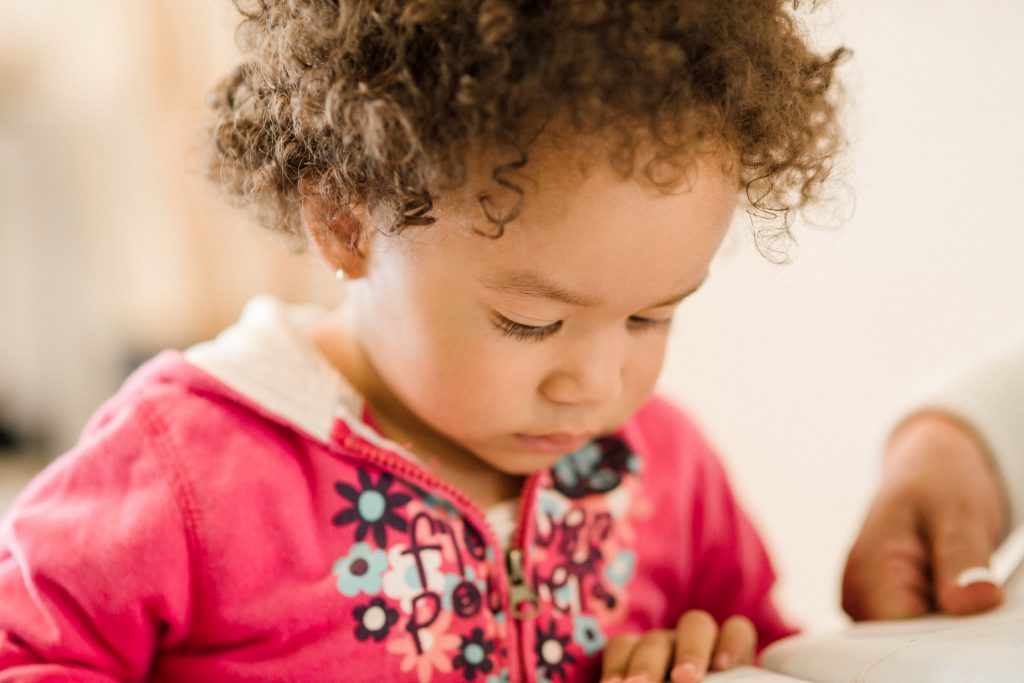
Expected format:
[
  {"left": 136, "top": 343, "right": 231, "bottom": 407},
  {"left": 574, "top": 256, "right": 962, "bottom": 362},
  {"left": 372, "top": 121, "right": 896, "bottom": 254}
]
[
  {"left": 600, "top": 610, "right": 756, "bottom": 683},
  {"left": 842, "top": 411, "right": 1008, "bottom": 620}
]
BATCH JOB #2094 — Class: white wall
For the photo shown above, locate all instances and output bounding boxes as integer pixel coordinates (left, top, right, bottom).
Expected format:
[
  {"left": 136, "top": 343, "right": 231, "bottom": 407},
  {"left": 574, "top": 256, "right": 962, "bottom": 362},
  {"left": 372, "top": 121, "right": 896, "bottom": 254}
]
[{"left": 660, "top": 0, "right": 1024, "bottom": 630}]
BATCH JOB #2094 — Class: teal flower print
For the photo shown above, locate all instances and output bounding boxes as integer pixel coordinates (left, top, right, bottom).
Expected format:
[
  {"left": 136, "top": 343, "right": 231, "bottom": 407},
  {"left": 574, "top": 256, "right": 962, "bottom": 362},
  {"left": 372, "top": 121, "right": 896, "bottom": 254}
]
[
  {"left": 333, "top": 469, "right": 411, "bottom": 547},
  {"left": 572, "top": 615, "right": 606, "bottom": 656},
  {"left": 603, "top": 549, "right": 636, "bottom": 588},
  {"left": 486, "top": 669, "right": 511, "bottom": 683},
  {"left": 332, "top": 542, "right": 388, "bottom": 596},
  {"left": 442, "top": 567, "right": 487, "bottom": 617},
  {"left": 551, "top": 436, "right": 635, "bottom": 499},
  {"left": 453, "top": 627, "right": 495, "bottom": 680},
  {"left": 552, "top": 443, "right": 602, "bottom": 490}
]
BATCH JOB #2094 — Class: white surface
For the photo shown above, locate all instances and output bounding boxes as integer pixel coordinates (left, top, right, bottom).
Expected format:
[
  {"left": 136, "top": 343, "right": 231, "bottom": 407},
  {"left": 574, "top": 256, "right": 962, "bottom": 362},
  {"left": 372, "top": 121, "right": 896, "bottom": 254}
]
[
  {"left": 659, "top": 0, "right": 1024, "bottom": 631},
  {"left": 706, "top": 666, "right": 807, "bottom": 683},
  {"left": 760, "top": 554, "right": 1024, "bottom": 682}
]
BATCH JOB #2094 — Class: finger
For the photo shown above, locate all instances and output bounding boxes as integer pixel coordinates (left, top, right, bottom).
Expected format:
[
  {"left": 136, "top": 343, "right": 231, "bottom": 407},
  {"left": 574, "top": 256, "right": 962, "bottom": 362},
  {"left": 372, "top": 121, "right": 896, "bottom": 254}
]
[
  {"left": 623, "top": 629, "right": 675, "bottom": 682},
  {"left": 670, "top": 610, "right": 717, "bottom": 683},
  {"left": 841, "top": 499, "right": 932, "bottom": 620},
  {"left": 711, "top": 615, "right": 756, "bottom": 670},
  {"left": 929, "top": 512, "right": 1004, "bottom": 615},
  {"left": 601, "top": 633, "right": 640, "bottom": 683},
  {"left": 842, "top": 540, "right": 932, "bottom": 620}
]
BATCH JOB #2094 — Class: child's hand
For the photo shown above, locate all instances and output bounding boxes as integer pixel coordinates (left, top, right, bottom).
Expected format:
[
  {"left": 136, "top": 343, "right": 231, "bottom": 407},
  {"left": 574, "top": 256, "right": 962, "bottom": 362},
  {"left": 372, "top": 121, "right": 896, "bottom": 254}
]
[{"left": 600, "top": 610, "right": 756, "bottom": 683}]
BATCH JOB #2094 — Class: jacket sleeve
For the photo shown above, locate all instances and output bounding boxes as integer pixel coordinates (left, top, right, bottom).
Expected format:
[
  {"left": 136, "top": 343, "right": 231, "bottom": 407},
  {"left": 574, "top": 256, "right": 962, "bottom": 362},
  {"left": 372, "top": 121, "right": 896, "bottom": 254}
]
[
  {"left": 0, "top": 396, "right": 194, "bottom": 681},
  {"left": 628, "top": 396, "right": 798, "bottom": 650},
  {"left": 683, "top": 446, "right": 798, "bottom": 650},
  {"left": 890, "top": 331, "right": 1024, "bottom": 528}
]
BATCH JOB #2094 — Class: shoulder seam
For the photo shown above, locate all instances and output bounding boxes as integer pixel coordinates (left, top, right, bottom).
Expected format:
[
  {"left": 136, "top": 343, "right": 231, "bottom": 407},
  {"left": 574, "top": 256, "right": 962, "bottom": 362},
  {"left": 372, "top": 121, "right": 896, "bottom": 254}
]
[{"left": 134, "top": 398, "right": 206, "bottom": 603}]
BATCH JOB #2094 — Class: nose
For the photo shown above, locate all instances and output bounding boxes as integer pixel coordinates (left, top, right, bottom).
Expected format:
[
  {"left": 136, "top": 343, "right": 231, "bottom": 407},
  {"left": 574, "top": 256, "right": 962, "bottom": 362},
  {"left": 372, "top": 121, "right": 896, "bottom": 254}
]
[{"left": 540, "top": 338, "right": 624, "bottom": 406}]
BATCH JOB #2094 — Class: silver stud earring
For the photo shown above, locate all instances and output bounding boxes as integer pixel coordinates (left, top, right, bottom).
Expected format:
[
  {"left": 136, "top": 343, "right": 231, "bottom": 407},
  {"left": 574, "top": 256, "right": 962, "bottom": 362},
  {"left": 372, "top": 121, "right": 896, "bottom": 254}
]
[{"left": 335, "top": 268, "right": 347, "bottom": 281}]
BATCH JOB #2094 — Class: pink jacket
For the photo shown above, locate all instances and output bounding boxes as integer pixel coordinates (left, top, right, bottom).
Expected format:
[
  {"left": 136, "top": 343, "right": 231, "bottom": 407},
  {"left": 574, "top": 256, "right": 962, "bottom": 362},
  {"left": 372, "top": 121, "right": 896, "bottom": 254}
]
[{"left": 0, "top": 299, "right": 794, "bottom": 682}]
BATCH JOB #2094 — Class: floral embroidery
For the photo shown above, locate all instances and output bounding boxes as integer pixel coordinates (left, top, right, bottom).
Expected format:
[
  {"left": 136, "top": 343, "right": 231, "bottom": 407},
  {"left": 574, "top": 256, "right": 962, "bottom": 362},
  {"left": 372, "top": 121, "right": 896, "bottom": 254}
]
[
  {"left": 485, "top": 669, "right": 511, "bottom": 683},
  {"left": 535, "top": 621, "right": 577, "bottom": 682},
  {"left": 452, "top": 627, "right": 496, "bottom": 680},
  {"left": 353, "top": 596, "right": 399, "bottom": 642},
  {"left": 333, "top": 469, "right": 412, "bottom": 547},
  {"left": 382, "top": 543, "right": 448, "bottom": 612},
  {"left": 603, "top": 549, "right": 636, "bottom": 589},
  {"left": 442, "top": 566, "right": 487, "bottom": 616},
  {"left": 412, "top": 486, "right": 461, "bottom": 516},
  {"left": 571, "top": 614, "right": 606, "bottom": 656},
  {"left": 551, "top": 436, "right": 634, "bottom": 498},
  {"left": 386, "top": 610, "right": 461, "bottom": 683},
  {"left": 333, "top": 542, "right": 388, "bottom": 597}
]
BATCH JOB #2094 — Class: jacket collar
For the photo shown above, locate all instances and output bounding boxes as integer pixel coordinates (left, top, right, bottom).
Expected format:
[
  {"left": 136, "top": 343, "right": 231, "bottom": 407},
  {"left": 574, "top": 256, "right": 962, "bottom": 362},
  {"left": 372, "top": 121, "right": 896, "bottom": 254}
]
[{"left": 183, "top": 295, "right": 420, "bottom": 463}]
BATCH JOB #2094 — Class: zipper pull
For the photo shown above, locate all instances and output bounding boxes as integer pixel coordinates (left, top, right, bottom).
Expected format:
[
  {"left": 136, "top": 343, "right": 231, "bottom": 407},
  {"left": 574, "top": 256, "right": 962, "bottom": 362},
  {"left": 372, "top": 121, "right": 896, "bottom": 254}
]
[{"left": 506, "top": 548, "right": 540, "bottom": 620}]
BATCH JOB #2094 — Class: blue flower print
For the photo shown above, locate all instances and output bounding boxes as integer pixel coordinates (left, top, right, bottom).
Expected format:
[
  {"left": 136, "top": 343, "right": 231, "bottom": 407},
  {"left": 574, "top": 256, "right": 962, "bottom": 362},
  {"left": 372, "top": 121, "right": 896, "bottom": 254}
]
[
  {"left": 603, "top": 549, "right": 636, "bottom": 589},
  {"left": 536, "top": 490, "right": 569, "bottom": 523},
  {"left": 552, "top": 582, "right": 573, "bottom": 606},
  {"left": 411, "top": 485, "right": 460, "bottom": 516},
  {"left": 550, "top": 436, "right": 635, "bottom": 499},
  {"left": 552, "top": 443, "right": 601, "bottom": 490},
  {"left": 332, "top": 542, "right": 388, "bottom": 597},
  {"left": 333, "top": 469, "right": 412, "bottom": 547},
  {"left": 442, "top": 567, "right": 487, "bottom": 617},
  {"left": 486, "top": 668, "right": 511, "bottom": 683},
  {"left": 571, "top": 615, "right": 606, "bottom": 656},
  {"left": 453, "top": 627, "right": 496, "bottom": 680}
]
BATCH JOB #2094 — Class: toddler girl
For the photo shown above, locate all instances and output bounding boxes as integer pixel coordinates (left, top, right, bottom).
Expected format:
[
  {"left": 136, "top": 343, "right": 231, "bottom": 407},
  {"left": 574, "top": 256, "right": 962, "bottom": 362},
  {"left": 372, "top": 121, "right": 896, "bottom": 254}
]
[{"left": 0, "top": 1, "right": 845, "bottom": 681}]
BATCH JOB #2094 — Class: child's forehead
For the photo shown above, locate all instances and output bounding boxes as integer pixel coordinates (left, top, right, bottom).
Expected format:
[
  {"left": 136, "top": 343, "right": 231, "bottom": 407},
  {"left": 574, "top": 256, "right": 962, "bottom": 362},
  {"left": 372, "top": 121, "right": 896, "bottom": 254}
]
[
  {"left": 400, "top": 150, "right": 736, "bottom": 306},
  {"left": 435, "top": 132, "right": 735, "bottom": 222}
]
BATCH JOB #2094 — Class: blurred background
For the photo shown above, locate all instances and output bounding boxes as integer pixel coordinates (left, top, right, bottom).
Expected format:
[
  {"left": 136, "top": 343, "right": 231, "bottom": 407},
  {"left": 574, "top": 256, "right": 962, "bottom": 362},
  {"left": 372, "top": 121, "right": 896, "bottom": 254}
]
[{"left": 2, "top": 0, "right": 1023, "bottom": 632}]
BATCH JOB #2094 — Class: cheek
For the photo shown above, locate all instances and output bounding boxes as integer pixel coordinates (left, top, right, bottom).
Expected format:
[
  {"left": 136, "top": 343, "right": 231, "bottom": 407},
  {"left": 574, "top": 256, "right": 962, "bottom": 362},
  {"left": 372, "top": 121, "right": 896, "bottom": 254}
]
[
  {"left": 396, "top": 317, "right": 540, "bottom": 417},
  {"left": 624, "top": 337, "right": 669, "bottom": 397}
]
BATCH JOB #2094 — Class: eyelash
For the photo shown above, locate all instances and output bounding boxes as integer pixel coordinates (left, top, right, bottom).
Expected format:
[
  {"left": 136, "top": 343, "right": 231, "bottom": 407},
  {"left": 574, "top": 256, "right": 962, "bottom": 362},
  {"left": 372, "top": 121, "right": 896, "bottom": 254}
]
[{"left": 491, "top": 314, "right": 672, "bottom": 342}]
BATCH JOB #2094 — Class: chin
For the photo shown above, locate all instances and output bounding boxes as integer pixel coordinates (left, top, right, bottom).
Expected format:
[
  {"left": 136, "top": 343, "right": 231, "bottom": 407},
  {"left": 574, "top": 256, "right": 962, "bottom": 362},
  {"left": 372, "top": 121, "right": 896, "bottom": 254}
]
[{"left": 484, "top": 450, "right": 567, "bottom": 477}]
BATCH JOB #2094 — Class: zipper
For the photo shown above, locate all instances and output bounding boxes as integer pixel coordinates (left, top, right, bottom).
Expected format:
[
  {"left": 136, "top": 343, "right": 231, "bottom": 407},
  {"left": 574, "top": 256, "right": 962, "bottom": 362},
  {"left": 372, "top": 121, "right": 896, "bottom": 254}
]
[
  {"left": 332, "top": 423, "right": 541, "bottom": 683},
  {"left": 506, "top": 471, "right": 543, "bottom": 683},
  {"left": 506, "top": 548, "right": 540, "bottom": 620}
]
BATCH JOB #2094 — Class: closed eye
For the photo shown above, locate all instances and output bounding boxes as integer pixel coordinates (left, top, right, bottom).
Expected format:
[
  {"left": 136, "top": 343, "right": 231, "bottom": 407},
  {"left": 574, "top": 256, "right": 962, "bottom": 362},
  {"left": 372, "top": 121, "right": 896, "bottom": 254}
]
[
  {"left": 492, "top": 313, "right": 562, "bottom": 342},
  {"left": 627, "top": 316, "right": 673, "bottom": 332}
]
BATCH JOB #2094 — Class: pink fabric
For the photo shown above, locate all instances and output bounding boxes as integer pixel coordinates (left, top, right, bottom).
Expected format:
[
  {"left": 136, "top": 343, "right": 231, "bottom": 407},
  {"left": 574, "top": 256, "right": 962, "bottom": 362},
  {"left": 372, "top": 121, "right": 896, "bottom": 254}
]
[{"left": 0, "top": 351, "right": 795, "bottom": 682}]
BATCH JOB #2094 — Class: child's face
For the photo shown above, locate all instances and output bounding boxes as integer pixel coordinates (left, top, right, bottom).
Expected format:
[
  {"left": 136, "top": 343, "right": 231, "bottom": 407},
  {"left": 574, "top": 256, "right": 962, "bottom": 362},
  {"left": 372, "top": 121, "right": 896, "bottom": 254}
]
[{"left": 344, "top": 150, "right": 737, "bottom": 476}]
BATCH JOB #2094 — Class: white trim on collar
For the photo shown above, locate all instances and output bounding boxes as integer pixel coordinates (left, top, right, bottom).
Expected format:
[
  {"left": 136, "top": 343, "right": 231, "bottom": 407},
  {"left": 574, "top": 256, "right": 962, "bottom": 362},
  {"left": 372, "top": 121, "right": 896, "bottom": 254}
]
[{"left": 183, "top": 296, "right": 421, "bottom": 465}]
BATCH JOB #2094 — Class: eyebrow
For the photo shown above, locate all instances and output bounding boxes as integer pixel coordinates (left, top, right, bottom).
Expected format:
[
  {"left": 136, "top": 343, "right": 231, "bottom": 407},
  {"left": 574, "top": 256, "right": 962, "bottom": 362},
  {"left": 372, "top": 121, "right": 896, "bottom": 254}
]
[{"left": 480, "top": 271, "right": 706, "bottom": 309}]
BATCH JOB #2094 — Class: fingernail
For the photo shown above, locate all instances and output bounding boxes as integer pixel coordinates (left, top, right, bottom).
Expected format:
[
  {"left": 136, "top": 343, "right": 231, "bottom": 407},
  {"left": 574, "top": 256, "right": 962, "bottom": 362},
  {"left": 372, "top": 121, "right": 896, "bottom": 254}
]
[
  {"left": 715, "top": 652, "right": 733, "bottom": 669},
  {"left": 602, "top": 678, "right": 623, "bottom": 683},
  {"left": 670, "top": 662, "right": 699, "bottom": 683},
  {"left": 955, "top": 565, "right": 999, "bottom": 588},
  {"left": 623, "top": 676, "right": 651, "bottom": 683}
]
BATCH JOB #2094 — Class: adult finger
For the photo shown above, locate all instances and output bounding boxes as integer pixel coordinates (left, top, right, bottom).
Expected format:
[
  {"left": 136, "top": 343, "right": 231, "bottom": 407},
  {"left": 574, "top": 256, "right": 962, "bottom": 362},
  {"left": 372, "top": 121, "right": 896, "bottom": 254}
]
[
  {"left": 929, "top": 511, "right": 1003, "bottom": 615},
  {"left": 670, "top": 610, "right": 717, "bottom": 683},
  {"left": 623, "top": 629, "right": 674, "bottom": 682},
  {"left": 601, "top": 633, "right": 641, "bottom": 683},
  {"left": 711, "top": 615, "right": 756, "bottom": 670},
  {"left": 841, "top": 498, "right": 932, "bottom": 620}
]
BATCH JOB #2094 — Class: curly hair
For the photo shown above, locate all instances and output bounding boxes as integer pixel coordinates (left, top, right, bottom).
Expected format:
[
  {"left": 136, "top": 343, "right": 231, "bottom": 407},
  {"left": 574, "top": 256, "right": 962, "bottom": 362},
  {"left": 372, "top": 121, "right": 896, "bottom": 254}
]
[{"left": 207, "top": 0, "right": 848, "bottom": 255}]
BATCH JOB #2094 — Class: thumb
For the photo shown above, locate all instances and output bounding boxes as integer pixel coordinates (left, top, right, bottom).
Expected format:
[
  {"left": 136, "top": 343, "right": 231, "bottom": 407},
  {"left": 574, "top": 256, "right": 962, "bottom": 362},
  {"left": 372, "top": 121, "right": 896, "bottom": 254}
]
[
  {"left": 841, "top": 501, "right": 932, "bottom": 621},
  {"left": 930, "top": 512, "right": 1003, "bottom": 616}
]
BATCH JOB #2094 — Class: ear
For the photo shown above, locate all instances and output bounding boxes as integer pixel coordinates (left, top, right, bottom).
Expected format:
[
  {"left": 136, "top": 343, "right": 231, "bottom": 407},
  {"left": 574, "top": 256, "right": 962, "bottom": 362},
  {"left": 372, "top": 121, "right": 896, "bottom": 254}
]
[{"left": 298, "top": 179, "right": 371, "bottom": 279}]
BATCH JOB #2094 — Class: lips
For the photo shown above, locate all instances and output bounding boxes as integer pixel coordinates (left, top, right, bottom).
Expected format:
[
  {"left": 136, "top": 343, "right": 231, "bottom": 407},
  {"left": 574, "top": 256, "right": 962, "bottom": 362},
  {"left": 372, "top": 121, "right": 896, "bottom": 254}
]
[{"left": 513, "top": 432, "right": 593, "bottom": 455}]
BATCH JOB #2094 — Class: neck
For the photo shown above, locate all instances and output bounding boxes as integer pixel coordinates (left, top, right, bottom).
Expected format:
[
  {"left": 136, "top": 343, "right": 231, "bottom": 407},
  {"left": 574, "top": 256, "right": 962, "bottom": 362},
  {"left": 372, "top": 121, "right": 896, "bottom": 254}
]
[{"left": 309, "top": 311, "right": 523, "bottom": 509}]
